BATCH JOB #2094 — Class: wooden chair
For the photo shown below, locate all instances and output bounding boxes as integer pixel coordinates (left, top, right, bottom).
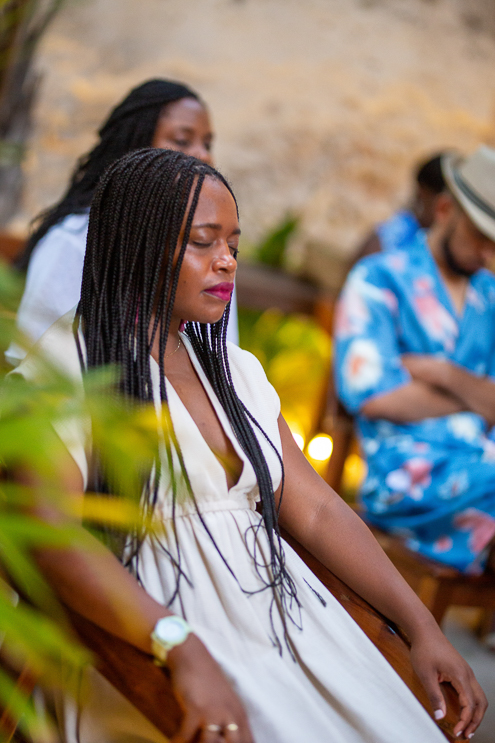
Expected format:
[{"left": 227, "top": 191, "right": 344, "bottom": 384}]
[
  {"left": 0, "top": 653, "right": 37, "bottom": 743},
  {"left": 316, "top": 362, "right": 355, "bottom": 492},
  {"left": 367, "top": 525, "right": 495, "bottom": 626},
  {"left": 0, "top": 233, "right": 25, "bottom": 263}
]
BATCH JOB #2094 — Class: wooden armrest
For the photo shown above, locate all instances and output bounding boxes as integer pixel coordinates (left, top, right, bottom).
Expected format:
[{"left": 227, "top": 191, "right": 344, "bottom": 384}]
[
  {"left": 66, "top": 607, "right": 181, "bottom": 739},
  {"left": 0, "top": 654, "right": 38, "bottom": 742}
]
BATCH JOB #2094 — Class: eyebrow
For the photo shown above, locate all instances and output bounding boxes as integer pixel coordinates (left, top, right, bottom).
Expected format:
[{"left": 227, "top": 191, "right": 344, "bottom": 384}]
[{"left": 193, "top": 223, "right": 241, "bottom": 235}]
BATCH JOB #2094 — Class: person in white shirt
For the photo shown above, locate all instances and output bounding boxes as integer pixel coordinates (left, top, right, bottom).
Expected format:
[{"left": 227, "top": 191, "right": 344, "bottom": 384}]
[{"left": 10, "top": 79, "right": 238, "bottom": 364}]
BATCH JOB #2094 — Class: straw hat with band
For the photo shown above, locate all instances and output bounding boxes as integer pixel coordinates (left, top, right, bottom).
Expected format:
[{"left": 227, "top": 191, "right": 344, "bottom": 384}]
[{"left": 442, "top": 145, "right": 495, "bottom": 243}]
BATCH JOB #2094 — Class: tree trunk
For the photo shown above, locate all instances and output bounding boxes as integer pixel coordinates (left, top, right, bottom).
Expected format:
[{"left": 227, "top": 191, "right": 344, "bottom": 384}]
[{"left": 0, "top": 0, "right": 65, "bottom": 228}]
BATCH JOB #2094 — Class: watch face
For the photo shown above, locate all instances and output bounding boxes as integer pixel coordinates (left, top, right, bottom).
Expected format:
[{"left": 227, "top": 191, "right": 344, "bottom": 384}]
[{"left": 155, "top": 616, "right": 188, "bottom": 644}]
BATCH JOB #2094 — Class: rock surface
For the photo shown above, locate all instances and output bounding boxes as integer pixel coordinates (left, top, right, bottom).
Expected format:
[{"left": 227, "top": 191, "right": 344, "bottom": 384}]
[{"left": 15, "top": 0, "right": 495, "bottom": 288}]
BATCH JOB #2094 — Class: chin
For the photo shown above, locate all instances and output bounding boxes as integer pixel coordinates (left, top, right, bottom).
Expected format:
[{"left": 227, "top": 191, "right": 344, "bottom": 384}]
[
  {"left": 465, "top": 264, "right": 482, "bottom": 275},
  {"left": 183, "top": 312, "right": 226, "bottom": 326}
]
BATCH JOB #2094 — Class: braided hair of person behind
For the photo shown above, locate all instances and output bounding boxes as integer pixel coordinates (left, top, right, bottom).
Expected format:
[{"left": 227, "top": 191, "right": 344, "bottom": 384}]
[
  {"left": 78, "top": 147, "right": 299, "bottom": 640},
  {"left": 16, "top": 79, "right": 201, "bottom": 271}
]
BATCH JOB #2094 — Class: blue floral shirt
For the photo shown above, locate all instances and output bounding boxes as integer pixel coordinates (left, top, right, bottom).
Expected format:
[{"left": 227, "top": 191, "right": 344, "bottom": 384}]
[{"left": 334, "top": 231, "right": 495, "bottom": 572}]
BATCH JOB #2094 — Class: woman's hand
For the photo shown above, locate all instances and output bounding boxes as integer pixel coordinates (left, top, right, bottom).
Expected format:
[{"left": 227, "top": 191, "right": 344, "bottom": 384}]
[
  {"left": 409, "top": 628, "right": 487, "bottom": 739},
  {"left": 167, "top": 634, "right": 254, "bottom": 743}
]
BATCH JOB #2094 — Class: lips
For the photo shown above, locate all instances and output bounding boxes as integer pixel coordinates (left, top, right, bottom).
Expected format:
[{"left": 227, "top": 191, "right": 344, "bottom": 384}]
[{"left": 204, "top": 282, "right": 234, "bottom": 301}]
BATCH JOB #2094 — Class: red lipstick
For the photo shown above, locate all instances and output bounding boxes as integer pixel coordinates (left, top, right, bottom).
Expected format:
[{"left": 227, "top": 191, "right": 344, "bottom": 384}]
[{"left": 204, "top": 282, "right": 234, "bottom": 301}]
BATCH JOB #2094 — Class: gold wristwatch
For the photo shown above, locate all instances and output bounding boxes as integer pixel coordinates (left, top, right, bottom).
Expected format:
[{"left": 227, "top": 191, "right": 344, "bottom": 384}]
[{"left": 151, "top": 615, "right": 192, "bottom": 665}]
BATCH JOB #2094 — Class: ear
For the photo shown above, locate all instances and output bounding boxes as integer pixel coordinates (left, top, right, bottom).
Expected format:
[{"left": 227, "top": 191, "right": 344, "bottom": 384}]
[{"left": 433, "top": 191, "right": 455, "bottom": 226}]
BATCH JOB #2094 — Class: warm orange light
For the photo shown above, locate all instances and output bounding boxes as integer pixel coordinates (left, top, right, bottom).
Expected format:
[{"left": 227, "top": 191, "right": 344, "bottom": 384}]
[
  {"left": 307, "top": 434, "right": 333, "bottom": 462},
  {"left": 292, "top": 433, "right": 305, "bottom": 450},
  {"left": 287, "top": 421, "right": 306, "bottom": 451},
  {"left": 343, "top": 453, "right": 367, "bottom": 491}
]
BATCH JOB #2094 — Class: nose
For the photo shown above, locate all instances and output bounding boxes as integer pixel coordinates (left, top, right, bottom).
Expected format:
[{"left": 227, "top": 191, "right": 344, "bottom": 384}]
[
  {"left": 213, "top": 241, "right": 237, "bottom": 274},
  {"left": 190, "top": 143, "right": 213, "bottom": 165},
  {"left": 480, "top": 237, "right": 495, "bottom": 267}
]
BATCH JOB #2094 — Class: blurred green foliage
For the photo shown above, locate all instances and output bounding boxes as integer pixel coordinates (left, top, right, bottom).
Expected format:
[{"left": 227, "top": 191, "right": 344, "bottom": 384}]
[
  {"left": 239, "top": 307, "right": 331, "bottom": 440},
  {"left": 0, "top": 260, "right": 162, "bottom": 740},
  {"left": 254, "top": 214, "right": 298, "bottom": 269}
]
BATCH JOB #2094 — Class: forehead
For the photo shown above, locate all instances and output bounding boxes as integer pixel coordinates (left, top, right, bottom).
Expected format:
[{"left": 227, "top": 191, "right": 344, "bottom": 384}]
[
  {"left": 159, "top": 97, "right": 210, "bottom": 128},
  {"left": 192, "top": 177, "right": 238, "bottom": 225}
]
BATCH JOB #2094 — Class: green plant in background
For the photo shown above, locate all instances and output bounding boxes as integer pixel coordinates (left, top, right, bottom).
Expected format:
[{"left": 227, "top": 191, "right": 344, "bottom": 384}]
[
  {"left": 0, "top": 260, "right": 165, "bottom": 740},
  {"left": 239, "top": 307, "right": 331, "bottom": 443},
  {"left": 254, "top": 214, "right": 298, "bottom": 269}
]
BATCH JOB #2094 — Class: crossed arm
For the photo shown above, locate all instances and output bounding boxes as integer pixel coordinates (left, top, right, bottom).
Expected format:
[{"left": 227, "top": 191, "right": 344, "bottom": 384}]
[{"left": 361, "top": 354, "right": 495, "bottom": 426}]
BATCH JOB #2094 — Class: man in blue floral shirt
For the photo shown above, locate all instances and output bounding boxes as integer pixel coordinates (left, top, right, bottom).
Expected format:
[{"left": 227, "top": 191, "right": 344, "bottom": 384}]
[{"left": 335, "top": 146, "right": 495, "bottom": 573}]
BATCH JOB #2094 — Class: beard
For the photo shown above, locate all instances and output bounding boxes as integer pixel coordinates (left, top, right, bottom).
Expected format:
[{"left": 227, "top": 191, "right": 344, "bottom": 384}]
[{"left": 441, "top": 231, "right": 476, "bottom": 278}]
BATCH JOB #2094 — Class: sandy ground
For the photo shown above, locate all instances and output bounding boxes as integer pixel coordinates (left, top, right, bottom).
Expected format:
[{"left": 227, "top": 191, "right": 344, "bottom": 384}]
[{"left": 14, "top": 0, "right": 495, "bottom": 287}]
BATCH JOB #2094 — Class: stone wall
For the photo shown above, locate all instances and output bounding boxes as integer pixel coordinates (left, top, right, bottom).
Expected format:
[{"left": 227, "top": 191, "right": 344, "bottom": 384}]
[{"left": 15, "top": 0, "right": 495, "bottom": 289}]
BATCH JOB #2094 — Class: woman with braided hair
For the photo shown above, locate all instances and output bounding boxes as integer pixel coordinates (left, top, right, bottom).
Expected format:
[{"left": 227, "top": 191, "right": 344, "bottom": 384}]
[
  {"left": 17, "top": 148, "right": 485, "bottom": 743},
  {"left": 9, "top": 78, "right": 238, "bottom": 365}
]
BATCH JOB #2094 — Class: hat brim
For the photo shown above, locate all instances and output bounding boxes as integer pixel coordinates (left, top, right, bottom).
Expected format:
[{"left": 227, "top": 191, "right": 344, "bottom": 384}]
[{"left": 442, "top": 153, "right": 495, "bottom": 243}]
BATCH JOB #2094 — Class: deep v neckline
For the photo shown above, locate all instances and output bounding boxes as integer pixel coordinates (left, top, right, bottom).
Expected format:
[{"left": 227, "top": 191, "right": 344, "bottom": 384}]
[{"left": 150, "top": 336, "right": 248, "bottom": 494}]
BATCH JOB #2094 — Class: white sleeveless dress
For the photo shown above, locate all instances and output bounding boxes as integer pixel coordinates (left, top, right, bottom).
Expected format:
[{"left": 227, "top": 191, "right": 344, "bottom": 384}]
[{"left": 16, "top": 311, "right": 446, "bottom": 743}]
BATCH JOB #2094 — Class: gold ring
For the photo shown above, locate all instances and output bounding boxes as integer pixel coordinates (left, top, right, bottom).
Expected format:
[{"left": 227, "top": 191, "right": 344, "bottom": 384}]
[
  {"left": 205, "top": 724, "right": 222, "bottom": 732},
  {"left": 226, "top": 723, "right": 239, "bottom": 732}
]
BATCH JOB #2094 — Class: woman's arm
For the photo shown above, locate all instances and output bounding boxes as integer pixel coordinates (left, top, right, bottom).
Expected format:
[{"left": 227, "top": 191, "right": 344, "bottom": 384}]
[
  {"left": 21, "top": 453, "right": 253, "bottom": 743},
  {"left": 276, "top": 415, "right": 486, "bottom": 739}
]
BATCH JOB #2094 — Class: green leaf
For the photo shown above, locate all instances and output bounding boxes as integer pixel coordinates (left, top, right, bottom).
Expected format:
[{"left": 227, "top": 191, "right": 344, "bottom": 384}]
[
  {"left": 255, "top": 215, "right": 299, "bottom": 268},
  {"left": 0, "top": 666, "right": 53, "bottom": 743}
]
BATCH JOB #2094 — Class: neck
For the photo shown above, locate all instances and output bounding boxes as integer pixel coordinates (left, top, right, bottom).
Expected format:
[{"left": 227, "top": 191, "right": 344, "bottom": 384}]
[{"left": 149, "top": 316, "right": 182, "bottom": 364}]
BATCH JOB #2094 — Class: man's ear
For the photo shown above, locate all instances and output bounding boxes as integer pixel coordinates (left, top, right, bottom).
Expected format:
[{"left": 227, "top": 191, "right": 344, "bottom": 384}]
[{"left": 433, "top": 191, "right": 456, "bottom": 226}]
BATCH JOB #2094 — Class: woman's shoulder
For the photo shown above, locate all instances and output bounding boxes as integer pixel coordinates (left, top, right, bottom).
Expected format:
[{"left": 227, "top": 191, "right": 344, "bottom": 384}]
[
  {"left": 225, "top": 342, "right": 266, "bottom": 380},
  {"left": 31, "top": 212, "right": 89, "bottom": 261},
  {"left": 13, "top": 308, "right": 82, "bottom": 384},
  {"left": 226, "top": 342, "right": 280, "bottom": 419},
  {"left": 46, "top": 212, "right": 90, "bottom": 237}
]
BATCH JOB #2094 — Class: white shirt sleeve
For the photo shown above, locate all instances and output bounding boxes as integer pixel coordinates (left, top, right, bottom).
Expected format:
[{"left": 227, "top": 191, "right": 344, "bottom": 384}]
[
  {"left": 11, "top": 309, "right": 89, "bottom": 488},
  {"left": 16, "top": 213, "right": 89, "bottom": 345}
]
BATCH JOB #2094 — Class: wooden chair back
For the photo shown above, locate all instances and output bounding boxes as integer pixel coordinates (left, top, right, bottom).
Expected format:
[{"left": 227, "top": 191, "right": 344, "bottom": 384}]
[
  {"left": 369, "top": 525, "right": 495, "bottom": 626},
  {"left": 0, "top": 233, "right": 25, "bottom": 263}
]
